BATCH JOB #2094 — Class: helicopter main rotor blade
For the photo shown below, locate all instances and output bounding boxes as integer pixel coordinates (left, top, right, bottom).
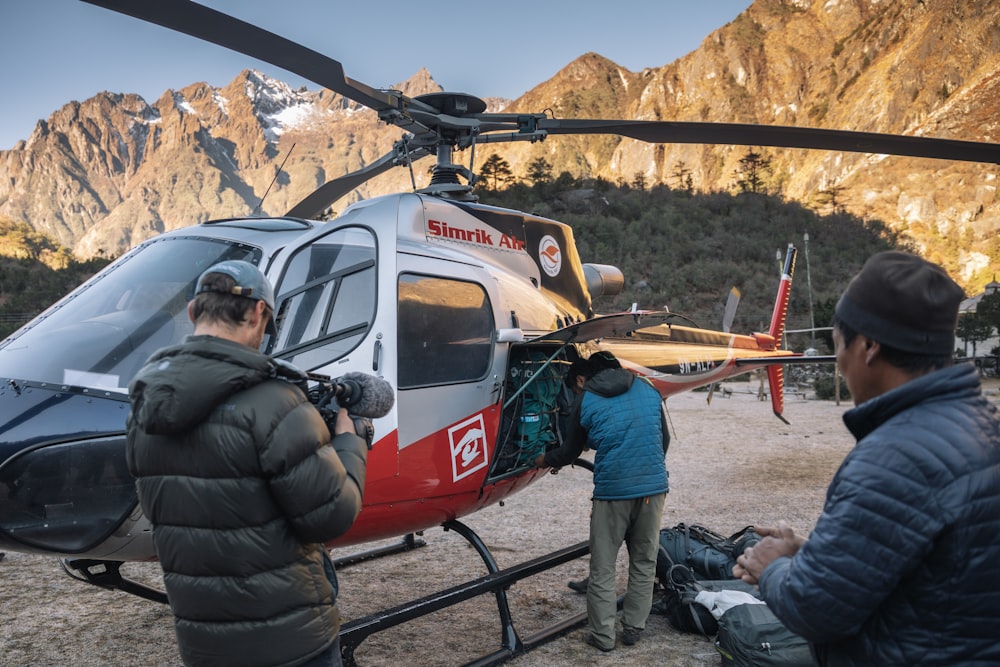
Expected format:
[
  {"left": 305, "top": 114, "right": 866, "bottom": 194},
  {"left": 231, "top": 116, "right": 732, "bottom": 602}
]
[
  {"left": 81, "top": 0, "right": 437, "bottom": 127},
  {"left": 81, "top": 1, "right": 1000, "bottom": 170},
  {"left": 285, "top": 147, "right": 430, "bottom": 219},
  {"left": 538, "top": 119, "right": 1000, "bottom": 164}
]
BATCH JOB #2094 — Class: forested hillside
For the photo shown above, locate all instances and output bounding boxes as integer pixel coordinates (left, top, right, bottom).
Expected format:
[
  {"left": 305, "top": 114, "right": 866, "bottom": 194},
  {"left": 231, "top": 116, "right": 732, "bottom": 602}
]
[{"left": 0, "top": 218, "right": 111, "bottom": 337}]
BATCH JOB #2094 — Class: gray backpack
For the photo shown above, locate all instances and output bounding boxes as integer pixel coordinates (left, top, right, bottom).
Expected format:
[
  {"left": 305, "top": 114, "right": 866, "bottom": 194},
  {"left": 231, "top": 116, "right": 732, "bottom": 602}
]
[{"left": 714, "top": 603, "right": 817, "bottom": 666}]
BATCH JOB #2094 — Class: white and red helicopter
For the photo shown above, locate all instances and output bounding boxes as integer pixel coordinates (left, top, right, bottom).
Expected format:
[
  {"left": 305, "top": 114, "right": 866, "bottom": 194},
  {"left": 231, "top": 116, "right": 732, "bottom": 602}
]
[{"left": 2, "top": 1, "right": 999, "bottom": 663}]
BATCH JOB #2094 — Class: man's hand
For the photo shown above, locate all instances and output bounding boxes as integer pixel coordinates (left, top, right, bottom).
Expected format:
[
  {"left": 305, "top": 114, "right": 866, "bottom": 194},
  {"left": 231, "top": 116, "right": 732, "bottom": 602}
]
[
  {"left": 334, "top": 408, "right": 355, "bottom": 436},
  {"left": 533, "top": 454, "right": 547, "bottom": 469},
  {"left": 733, "top": 521, "right": 805, "bottom": 585}
]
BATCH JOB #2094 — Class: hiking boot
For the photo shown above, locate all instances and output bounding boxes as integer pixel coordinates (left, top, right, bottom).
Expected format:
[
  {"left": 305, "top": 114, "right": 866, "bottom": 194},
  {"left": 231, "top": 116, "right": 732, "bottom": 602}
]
[
  {"left": 567, "top": 576, "right": 589, "bottom": 593},
  {"left": 622, "top": 626, "right": 643, "bottom": 646},
  {"left": 581, "top": 632, "right": 613, "bottom": 652}
]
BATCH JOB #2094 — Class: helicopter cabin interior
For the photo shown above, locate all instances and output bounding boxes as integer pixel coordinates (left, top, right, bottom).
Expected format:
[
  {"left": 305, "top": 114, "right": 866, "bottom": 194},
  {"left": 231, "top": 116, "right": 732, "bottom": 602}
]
[{"left": 491, "top": 344, "right": 576, "bottom": 479}]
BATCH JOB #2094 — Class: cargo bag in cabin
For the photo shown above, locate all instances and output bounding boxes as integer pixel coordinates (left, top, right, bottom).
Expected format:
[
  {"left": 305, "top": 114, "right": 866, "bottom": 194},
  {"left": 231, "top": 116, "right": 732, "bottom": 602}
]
[
  {"left": 495, "top": 348, "right": 567, "bottom": 473},
  {"left": 714, "top": 602, "right": 818, "bottom": 667}
]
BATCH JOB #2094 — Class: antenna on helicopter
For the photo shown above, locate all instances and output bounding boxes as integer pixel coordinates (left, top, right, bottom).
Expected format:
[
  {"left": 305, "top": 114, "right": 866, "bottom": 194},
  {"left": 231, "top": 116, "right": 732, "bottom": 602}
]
[{"left": 253, "top": 143, "right": 295, "bottom": 216}]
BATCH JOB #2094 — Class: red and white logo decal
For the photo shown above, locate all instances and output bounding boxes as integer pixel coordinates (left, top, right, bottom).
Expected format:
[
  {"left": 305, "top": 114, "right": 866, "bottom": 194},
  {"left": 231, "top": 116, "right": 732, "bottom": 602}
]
[
  {"left": 449, "top": 413, "right": 489, "bottom": 482},
  {"left": 538, "top": 235, "right": 562, "bottom": 277}
]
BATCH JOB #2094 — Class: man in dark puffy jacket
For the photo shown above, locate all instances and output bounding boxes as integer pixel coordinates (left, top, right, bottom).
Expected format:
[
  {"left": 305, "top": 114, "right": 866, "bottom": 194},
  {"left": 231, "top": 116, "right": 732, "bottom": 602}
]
[
  {"left": 735, "top": 251, "right": 1000, "bottom": 666},
  {"left": 127, "top": 260, "right": 367, "bottom": 667},
  {"left": 535, "top": 351, "right": 668, "bottom": 652}
]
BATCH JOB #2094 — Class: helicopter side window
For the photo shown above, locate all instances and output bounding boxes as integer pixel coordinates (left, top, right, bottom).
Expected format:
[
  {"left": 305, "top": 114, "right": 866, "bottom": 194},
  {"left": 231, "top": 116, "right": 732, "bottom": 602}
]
[
  {"left": 272, "top": 227, "right": 377, "bottom": 371},
  {"left": 397, "top": 274, "right": 493, "bottom": 388}
]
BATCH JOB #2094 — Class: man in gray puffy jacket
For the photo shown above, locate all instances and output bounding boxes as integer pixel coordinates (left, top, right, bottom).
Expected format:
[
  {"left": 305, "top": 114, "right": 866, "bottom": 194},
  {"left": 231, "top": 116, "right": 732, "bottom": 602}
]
[
  {"left": 735, "top": 251, "right": 1000, "bottom": 666},
  {"left": 127, "top": 260, "right": 367, "bottom": 667}
]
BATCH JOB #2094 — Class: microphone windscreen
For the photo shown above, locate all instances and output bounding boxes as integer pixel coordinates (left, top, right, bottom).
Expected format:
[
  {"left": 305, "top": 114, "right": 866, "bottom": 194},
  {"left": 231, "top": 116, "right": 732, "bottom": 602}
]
[{"left": 339, "top": 372, "right": 395, "bottom": 418}]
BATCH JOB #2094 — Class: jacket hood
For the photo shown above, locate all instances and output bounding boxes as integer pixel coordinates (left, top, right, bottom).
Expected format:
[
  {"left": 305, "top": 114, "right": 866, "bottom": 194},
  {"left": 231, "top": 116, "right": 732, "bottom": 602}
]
[
  {"left": 128, "top": 335, "right": 274, "bottom": 436},
  {"left": 584, "top": 367, "right": 635, "bottom": 398}
]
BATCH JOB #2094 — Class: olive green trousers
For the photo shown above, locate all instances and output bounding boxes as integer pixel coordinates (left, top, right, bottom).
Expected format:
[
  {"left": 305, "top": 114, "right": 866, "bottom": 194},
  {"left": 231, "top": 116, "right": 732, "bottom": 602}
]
[{"left": 586, "top": 493, "right": 666, "bottom": 649}]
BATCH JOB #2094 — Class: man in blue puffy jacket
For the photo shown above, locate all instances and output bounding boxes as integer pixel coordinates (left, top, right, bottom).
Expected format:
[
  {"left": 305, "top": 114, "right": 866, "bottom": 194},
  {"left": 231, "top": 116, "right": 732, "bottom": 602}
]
[
  {"left": 535, "top": 351, "right": 668, "bottom": 652},
  {"left": 735, "top": 251, "right": 1000, "bottom": 666}
]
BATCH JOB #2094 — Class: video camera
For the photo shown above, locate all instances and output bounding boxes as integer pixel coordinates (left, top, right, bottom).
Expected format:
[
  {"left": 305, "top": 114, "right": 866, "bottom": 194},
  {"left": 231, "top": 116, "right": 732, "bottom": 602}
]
[
  {"left": 307, "top": 375, "right": 375, "bottom": 449},
  {"left": 270, "top": 360, "right": 395, "bottom": 449}
]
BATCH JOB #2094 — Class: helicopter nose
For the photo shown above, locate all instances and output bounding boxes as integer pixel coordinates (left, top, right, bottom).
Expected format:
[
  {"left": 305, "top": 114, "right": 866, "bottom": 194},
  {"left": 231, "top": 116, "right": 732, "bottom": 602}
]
[{"left": 0, "top": 434, "right": 135, "bottom": 555}]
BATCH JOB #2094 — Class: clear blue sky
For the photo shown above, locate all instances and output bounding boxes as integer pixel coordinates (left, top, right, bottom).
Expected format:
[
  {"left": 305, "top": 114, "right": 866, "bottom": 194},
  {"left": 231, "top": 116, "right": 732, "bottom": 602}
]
[{"left": 1, "top": 1, "right": 752, "bottom": 150}]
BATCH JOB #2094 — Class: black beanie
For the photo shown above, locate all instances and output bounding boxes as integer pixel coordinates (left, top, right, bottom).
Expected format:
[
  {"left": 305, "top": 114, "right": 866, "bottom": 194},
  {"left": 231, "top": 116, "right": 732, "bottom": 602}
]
[
  {"left": 565, "top": 352, "right": 620, "bottom": 387},
  {"left": 834, "top": 251, "right": 965, "bottom": 355}
]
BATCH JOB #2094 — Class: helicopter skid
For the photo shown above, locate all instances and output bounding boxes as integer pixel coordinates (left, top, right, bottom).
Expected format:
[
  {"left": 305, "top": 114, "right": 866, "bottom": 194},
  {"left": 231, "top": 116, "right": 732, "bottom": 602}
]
[
  {"left": 62, "top": 558, "right": 168, "bottom": 604},
  {"left": 332, "top": 532, "right": 427, "bottom": 569},
  {"left": 58, "top": 522, "right": 590, "bottom": 666},
  {"left": 60, "top": 533, "right": 431, "bottom": 606},
  {"left": 340, "top": 519, "right": 590, "bottom": 667}
]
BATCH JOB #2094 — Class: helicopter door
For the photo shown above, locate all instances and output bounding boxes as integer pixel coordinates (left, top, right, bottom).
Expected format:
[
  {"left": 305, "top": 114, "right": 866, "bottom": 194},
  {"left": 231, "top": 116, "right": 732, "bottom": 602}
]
[{"left": 395, "top": 266, "right": 501, "bottom": 493}]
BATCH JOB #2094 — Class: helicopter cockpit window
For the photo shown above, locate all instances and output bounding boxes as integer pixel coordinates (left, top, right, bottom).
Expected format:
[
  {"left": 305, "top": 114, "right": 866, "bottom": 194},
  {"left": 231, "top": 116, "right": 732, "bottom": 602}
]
[
  {"left": 0, "top": 237, "right": 259, "bottom": 392},
  {"left": 397, "top": 274, "right": 493, "bottom": 388},
  {"left": 271, "top": 226, "right": 377, "bottom": 370}
]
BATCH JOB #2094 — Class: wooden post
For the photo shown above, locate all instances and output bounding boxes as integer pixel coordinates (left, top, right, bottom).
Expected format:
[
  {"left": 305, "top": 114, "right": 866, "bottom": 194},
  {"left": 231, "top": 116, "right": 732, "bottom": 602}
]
[{"left": 835, "top": 365, "right": 841, "bottom": 406}]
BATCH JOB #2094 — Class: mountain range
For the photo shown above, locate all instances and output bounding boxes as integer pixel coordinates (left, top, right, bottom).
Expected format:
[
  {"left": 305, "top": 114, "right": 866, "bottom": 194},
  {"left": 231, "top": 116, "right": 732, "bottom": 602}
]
[{"left": 1, "top": 0, "right": 998, "bottom": 291}]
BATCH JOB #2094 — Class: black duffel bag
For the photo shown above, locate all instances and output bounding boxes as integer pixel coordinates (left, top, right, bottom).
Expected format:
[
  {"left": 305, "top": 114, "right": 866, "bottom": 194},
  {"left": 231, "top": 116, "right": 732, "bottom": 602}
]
[
  {"left": 715, "top": 603, "right": 817, "bottom": 666},
  {"left": 656, "top": 523, "right": 761, "bottom": 581}
]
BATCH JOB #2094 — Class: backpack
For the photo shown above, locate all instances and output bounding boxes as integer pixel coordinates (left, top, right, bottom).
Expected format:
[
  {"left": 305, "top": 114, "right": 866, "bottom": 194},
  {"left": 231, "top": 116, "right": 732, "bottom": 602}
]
[
  {"left": 651, "top": 558, "right": 763, "bottom": 638},
  {"left": 652, "top": 562, "right": 719, "bottom": 637},
  {"left": 715, "top": 603, "right": 818, "bottom": 666},
  {"left": 656, "top": 523, "right": 762, "bottom": 581}
]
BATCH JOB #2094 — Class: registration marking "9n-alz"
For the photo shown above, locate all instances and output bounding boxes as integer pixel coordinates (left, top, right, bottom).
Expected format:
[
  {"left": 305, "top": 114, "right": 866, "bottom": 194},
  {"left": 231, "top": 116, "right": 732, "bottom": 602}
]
[{"left": 678, "top": 358, "right": 718, "bottom": 374}]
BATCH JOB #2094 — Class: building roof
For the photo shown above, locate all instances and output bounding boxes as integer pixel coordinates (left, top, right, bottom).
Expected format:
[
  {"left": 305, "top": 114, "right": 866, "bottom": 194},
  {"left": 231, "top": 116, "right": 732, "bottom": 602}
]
[{"left": 960, "top": 279, "right": 1000, "bottom": 314}]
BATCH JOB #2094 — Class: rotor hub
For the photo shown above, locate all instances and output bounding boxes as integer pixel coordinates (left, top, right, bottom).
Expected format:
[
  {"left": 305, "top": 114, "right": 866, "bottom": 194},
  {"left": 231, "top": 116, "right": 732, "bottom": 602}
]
[{"left": 413, "top": 92, "right": 487, "bottom": 117}]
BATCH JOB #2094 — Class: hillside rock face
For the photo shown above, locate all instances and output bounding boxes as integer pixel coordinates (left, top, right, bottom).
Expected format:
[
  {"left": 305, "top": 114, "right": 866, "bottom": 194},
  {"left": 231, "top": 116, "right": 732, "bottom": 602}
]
[
  {"left": 0, "top": 69, "right": 439, "bottom": 257},
  {"left": 1, "top": 0, "right": 997, "bottom": 287},
  {"left": 503, "top": 0, "right": 1000, "bottom": 287}
]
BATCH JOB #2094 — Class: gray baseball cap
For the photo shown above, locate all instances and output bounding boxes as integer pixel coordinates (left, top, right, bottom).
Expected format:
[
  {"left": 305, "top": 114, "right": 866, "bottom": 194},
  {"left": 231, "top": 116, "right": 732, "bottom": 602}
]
[{"left": 195, "top": 260, "right": 277, "bottom": 335}]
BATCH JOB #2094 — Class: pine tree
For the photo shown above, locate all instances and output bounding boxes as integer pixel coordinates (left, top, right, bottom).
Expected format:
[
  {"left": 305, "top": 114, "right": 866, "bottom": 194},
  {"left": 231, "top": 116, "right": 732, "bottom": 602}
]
[
  {"left": 478, "top": 153, "right": 515, "bottom": 191},
  {"left": 526, "top": 157, "right": 553, "bottom": 187},
  {"left": 734, "top": 149, "right": 773, "bottom": 194}
]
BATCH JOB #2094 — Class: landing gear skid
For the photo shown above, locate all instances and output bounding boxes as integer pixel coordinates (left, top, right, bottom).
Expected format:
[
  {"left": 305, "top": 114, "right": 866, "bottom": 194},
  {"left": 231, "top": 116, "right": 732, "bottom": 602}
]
[
  {"left": 60, "top": 533, "right": 428, "bottom": 606},
  {"left": 333, "top": 532, "right": 426, "bottom": 569},
  {"left": 62, "top": 558, "right": 168, "bottom": 603},
  {"left": 62, "top": 468, "right": 594, "bottom": 665},
  {"left": 339, "top": 519, "right": 590, "bottom": 667}
]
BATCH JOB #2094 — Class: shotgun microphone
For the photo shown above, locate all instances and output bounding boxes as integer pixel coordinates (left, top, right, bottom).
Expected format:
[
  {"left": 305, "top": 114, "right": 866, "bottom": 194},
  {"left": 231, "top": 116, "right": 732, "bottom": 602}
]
[{"left": 326, "top": 371, "right": 395, "bottom": 418}]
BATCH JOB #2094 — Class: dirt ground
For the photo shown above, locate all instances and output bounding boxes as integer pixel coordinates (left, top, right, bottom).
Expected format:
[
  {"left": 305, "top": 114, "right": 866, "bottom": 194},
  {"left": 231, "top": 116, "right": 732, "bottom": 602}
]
[{"left": 2, "top": 376, "right": 998, "bottom": 667}]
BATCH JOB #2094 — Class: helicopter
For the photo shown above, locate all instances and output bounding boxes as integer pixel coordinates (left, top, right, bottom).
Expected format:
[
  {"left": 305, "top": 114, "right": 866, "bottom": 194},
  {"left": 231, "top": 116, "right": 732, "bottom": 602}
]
[{"left": 3, "top": 0, "right": 1000, "bottom": 663}]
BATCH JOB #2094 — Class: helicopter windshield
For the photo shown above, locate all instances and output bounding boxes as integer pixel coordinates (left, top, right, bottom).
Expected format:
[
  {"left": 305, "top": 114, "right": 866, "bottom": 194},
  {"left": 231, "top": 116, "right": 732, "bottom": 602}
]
[{"left": 0, "top": 237, "right": 260, "bottom": 393}]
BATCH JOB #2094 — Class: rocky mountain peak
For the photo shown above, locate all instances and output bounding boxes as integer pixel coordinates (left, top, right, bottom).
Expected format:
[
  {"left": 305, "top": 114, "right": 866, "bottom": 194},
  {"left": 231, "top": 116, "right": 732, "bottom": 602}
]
[{"left": 0, "top": 0, "right": 997, "bottom": 288}]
